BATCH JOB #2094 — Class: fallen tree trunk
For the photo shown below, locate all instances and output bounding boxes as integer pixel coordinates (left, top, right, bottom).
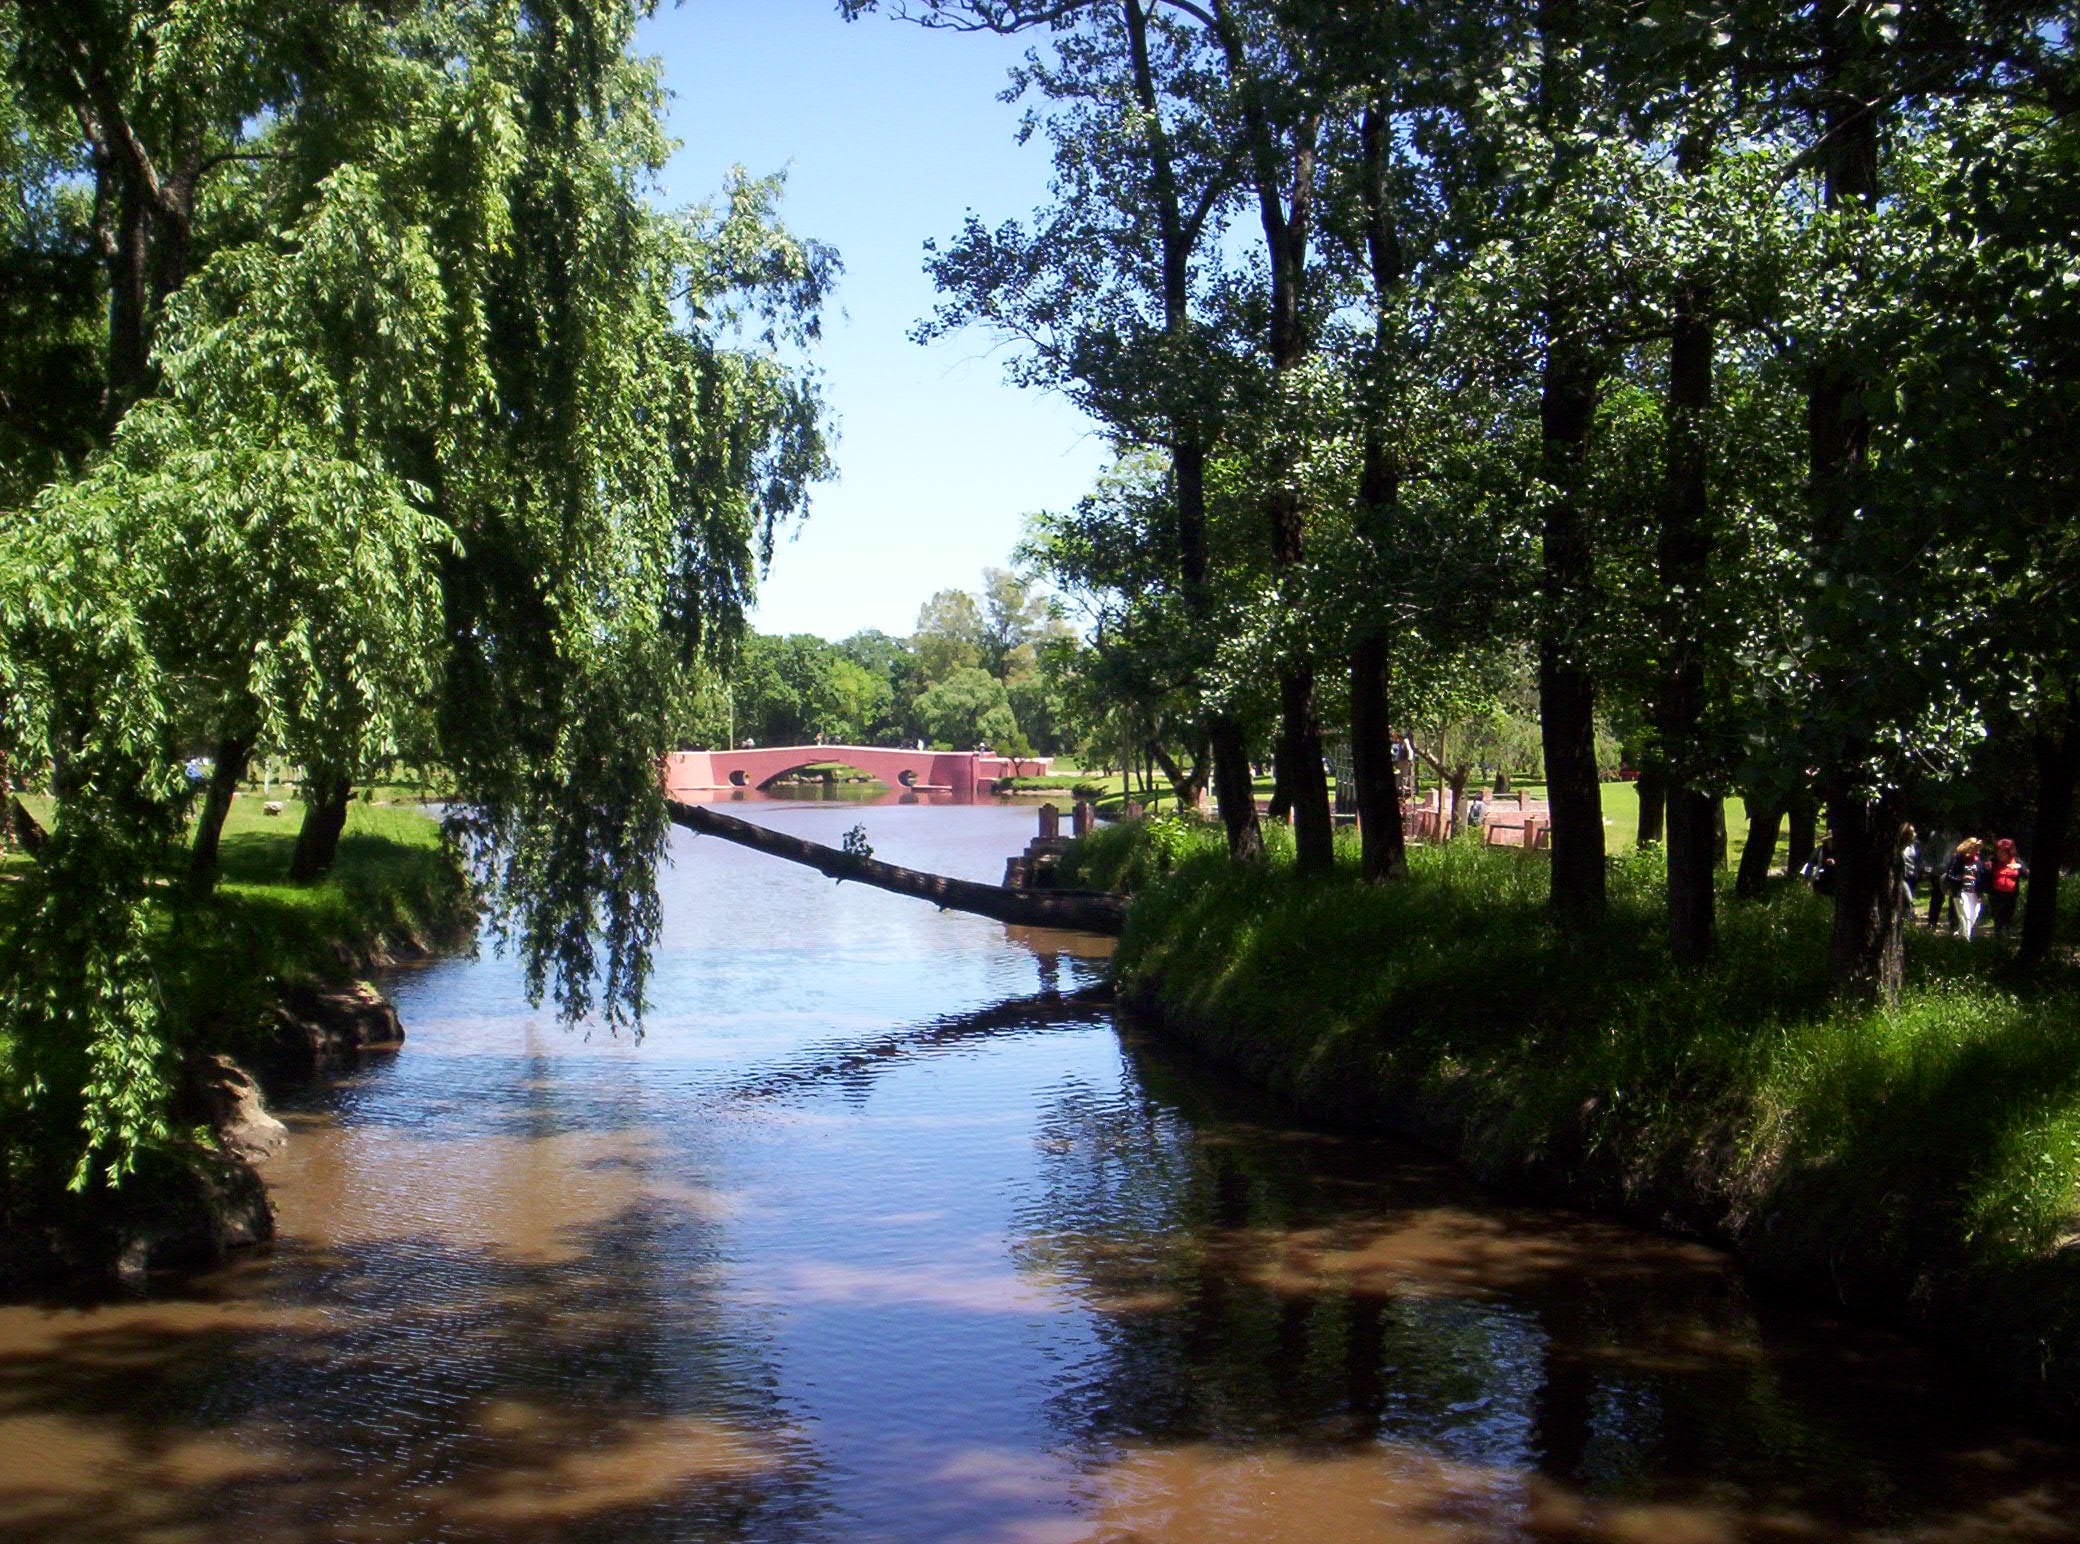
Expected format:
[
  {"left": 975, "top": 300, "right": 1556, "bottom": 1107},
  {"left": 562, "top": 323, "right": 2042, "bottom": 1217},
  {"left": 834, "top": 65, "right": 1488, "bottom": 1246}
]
[{"left": 666, "top": 799, "right": 1129, "bottom": 936}]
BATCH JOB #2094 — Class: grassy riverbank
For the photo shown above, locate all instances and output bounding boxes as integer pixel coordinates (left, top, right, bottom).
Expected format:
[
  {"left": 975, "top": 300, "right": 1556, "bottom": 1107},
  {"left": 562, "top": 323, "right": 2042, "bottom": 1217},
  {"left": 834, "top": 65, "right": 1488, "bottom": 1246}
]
[
  {"left": 2, "top": 800, "right": 469, "bottom": 1169},
  {"left": 1068, "top": 815, "right": 2080, "bottom": 1413},
  {"left": 5, "top": 798, "right": 468, "bottom": 1053}
]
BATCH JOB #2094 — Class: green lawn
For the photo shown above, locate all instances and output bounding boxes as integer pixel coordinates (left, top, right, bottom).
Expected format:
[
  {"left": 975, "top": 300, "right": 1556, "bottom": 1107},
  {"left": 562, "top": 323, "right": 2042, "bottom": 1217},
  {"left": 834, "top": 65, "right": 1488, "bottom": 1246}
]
[
  {"left": 1019, "top": 772, "right": 1782, "bottom": 867},
  {"left": 5, "top": 795, "right": 469, "bottom": 1053}
]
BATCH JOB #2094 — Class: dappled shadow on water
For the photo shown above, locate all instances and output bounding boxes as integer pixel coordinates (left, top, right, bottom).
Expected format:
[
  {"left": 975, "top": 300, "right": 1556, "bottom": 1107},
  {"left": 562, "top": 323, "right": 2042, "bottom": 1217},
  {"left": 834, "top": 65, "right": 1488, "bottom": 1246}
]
[
  {"left": 6, "top": 985, "right": 2080, "bottom": 1543},
  {"left": 0, "top": 1206, "right": 830, "bottom": 1544},
  {"left": 998, "top": 1032, "right": 2080, "bottom": 1542}
]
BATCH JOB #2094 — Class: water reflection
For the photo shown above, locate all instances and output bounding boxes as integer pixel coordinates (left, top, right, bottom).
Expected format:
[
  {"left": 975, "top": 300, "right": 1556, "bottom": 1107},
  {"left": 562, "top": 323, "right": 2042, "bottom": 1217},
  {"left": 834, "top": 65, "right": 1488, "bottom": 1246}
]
[{"left": 2, "top": 803, "right": 2077, "bottom": 1542}]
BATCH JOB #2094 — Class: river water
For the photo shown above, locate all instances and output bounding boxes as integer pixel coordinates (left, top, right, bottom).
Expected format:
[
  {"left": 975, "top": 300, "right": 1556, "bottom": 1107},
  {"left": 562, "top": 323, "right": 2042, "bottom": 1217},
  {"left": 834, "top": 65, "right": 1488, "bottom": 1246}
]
[{"left": 3, "top": 798, "right": 2078, "bottom": 1543}]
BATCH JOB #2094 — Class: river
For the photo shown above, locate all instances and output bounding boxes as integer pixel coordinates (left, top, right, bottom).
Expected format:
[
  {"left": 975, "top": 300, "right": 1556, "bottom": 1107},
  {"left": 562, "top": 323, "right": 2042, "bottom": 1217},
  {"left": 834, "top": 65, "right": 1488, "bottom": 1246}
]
[{"left": 2, "top": 798, "right": 2077, "bottom": 1542}]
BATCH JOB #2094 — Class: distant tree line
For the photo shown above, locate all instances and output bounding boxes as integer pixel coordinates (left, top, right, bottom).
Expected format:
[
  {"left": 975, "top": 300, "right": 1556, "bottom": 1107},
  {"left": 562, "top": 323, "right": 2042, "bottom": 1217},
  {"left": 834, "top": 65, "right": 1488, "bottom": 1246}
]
[{"left": 680, "top": 567, "right": 1095, "bottom": 759}]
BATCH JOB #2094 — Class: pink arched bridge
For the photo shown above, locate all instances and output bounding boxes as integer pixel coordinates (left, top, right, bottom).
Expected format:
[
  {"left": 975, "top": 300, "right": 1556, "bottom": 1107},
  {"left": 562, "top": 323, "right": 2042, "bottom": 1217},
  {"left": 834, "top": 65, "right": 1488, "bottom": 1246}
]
[{"left": 663, "top": 746, "right": 1050, "bottom": 801}]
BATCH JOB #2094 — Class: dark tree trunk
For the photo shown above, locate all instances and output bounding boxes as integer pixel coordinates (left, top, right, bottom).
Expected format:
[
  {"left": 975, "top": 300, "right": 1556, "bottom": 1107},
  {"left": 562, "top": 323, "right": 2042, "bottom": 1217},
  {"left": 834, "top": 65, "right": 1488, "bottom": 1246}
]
[
  {"left": 1666, "top": 788, "right": 1718, "bottom": 964},
  {"left": 1656, "top": 123, "right": 1719, "bottom": 965},
  {"left": 1209, "top": 715, "right": 1262, "bottom": 861},
  {"left": 1634, "top": 767, "right": 1666, "bottom": 847},
  {"left": 1734, "top": 796, "right": 1782, "bottom": 900},
  {"left": 1122, "top": 0, "right": 1258, "bottom": 863},
  {"left": 2020, "top": 708, "right": 2076, "bottom": 969},
  {"left": 1349, "top": 634, "right": 1405, "bottom": 881},
  {"left": 1267, "top": 755, "right": 1293, "bottom": 823},
  {"left": 288, "top": 770, "right": 353, "bottom": 882},
  {"left": 1447, "top": 768, "right": 1471, "bottom": 836},
  {"left": 1537, "top": 350, "right": 1606, "bottom": 924},
  {"left": 1808, "top": 7, "right": 1896, "bottom": 1002},
  {"left": 1534, "top": 0, "right": 1606, "bottom": 928},
  {"left": 1785, "top": 793, "right": 1818, "bottom": 879},
  {"left": 1826, "top": 789, "right": 1908, "bottom": 1005},
  {"left": 1347, "top": 99, "right": 1408, "bottom": 884},
  {"left": 1280, "top": 664, "right": 1334, "bottom": 877},
  {"left": 1219, "top": 24, "right": 1326, "bottom": 874},
  {"left": 1148, "top": 738, "right": 1209, "bottom": 813},
  {"left": 187, "top": 732, "right": 252, "bottom": 894}
]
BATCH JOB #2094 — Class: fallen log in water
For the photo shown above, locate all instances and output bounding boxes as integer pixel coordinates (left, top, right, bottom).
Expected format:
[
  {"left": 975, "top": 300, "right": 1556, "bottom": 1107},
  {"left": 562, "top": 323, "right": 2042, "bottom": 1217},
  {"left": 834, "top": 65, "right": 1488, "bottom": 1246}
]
[{"left": 665, "top": 799, "right": 1129, "bottom": 936}]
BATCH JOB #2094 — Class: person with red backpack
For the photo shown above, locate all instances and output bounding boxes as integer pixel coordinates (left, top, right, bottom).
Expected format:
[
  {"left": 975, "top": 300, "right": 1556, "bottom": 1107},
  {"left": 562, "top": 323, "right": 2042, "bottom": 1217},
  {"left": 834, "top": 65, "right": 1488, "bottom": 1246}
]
[{"left": 1989, "top": 837, "right": 2029, "bottom": 934}]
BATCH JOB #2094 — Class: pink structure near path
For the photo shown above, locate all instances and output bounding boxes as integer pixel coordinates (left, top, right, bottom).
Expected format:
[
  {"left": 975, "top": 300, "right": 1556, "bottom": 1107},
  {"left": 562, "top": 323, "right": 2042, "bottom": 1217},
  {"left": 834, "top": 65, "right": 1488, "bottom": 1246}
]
[{"left": 663, "top": 746, "right": 1050, "bottom": 801}]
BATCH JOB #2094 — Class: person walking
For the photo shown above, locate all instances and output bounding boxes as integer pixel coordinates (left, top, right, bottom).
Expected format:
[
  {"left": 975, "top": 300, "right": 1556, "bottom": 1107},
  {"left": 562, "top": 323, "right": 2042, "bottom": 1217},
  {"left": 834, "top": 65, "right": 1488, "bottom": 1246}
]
[
  {"left": 1948, "top": 837, "right": 1991, "bottom": 940},
  {"left": 1900, "top": 825, "right": 1919, "bottom": 912},
  {"left": 1805, "top": 832, "right": 1838, "bottom": 896},
  {"left": 1988, "top": 838, "right": 2029, "bottom": 935},
  {"left": 1923, "top": 826, "right": 1955, "bottom": 929}
]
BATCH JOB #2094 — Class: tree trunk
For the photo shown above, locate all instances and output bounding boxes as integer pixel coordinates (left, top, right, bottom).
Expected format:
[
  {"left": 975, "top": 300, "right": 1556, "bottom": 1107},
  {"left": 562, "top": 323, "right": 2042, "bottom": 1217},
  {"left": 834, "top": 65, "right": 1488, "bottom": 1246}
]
[
  {"left": 1734, "top": 796, "right": 1782, "bottom": 900},
  {"left": 0, "top": 750, "right": 10, "bottom": 854},
  {"left": 1666, "top": 788, "right": 1718, "bottom": 965},
  {"left": 1348, "top": 98, "right": 1409, "bottom": 885},
  {"left": 2020, "top": 708, "right": 2076, "bottom": 969},
  {"left": 1634, "top": 767, "right": 1666, "bottom": 847},
  {"left": 1209, "top": 715, "right": 1262, "bottom": 861},
  {"left": 1349, "top": 634, "right": 1405, "bottom": 881},
  {"left": 1120, "top": 0, "right": 1257, "bottom": 863},
  {"left": 667, "top": 798, "right": 1128, "bottom": 934},
  {"left": 1447, "top": 768, "right": 1471, "bottom": 836},
  {"left": 1537, "top": 665, "right": 1604, "bottom": 924},
  {"left": 1267, "top": 754, "right": 1292, "bottom": 823},
  {"left": 1785, "top": 793, "right": 1818, "bottom": 879},
  {"left": 187, "top": 732, "right": 253, "bottom": 895},
  {"left": 1655, "top": 123, "right": 1719, "bottom": 965},
  {"left": 1148, "top": 737, "right": 1209, "bottom": 813},
  {"left": 1535, "top": 0, "right": 1606, "bottom": 927},
  {"left": 1537, "top": 366, "right": 1607, "bottom": 926},
  {"left": 1808, "top": 6, "right": 1895, "bottom": 1002},
  {"left": 1279, "top": 664, "right": 1334, "bottom": 877},
  {"left": 1826, "top": 790, "right": 1908, "bottom": 1005},
  {"left": 1220, "top": 29, "right": 1325, "bottom": 875},
  {"left": 288, "top": 770, "right": 353, "bottom": 882}
]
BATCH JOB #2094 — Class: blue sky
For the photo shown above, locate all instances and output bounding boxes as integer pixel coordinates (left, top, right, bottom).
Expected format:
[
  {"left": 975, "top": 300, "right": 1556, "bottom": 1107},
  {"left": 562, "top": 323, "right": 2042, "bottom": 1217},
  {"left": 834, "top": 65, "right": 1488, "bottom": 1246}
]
[{"left": 637, "top": 0, "right": 1112, "bottom": 642}]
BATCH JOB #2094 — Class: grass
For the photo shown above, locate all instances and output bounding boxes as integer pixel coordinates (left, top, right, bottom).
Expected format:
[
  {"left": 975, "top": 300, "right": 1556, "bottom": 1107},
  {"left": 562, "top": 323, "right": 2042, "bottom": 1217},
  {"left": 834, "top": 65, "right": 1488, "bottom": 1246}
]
[
  {"left": 1074, "top": 813, "right": 2080, "bottom": 1410},
  {"left": 167, "top": 799, "right": 470, "bottom": 1049},
  {"left": 1017, "top": 771, "right": 1763, "bottom": 841},
  {"left": 4, "top": 795, "right": 470, "bottom": 1063}
]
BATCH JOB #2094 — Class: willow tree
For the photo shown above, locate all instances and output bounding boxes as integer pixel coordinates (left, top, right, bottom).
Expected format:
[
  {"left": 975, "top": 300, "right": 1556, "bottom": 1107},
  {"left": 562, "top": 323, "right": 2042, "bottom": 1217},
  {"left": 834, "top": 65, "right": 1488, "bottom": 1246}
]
[{"left": 0, "top": 0, "right": 832, "bottom": 1187}]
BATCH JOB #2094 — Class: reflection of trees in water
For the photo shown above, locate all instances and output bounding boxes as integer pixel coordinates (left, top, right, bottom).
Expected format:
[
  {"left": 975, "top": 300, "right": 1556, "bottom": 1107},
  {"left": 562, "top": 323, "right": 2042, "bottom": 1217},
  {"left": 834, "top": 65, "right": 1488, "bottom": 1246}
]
[
  {"left": 1007, "top": 1034, "right": 2053, "bottom": 1530},
  {"left": 1, "top": 1066, "right": 839, "bottom": 1544}
]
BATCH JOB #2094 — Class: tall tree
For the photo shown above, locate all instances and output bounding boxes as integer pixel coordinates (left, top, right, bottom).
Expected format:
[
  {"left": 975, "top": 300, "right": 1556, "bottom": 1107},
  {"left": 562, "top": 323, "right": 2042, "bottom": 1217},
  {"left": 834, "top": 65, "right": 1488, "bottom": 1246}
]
[{"left": 847, "top": 0, "right": 1267, "bottom": 856}]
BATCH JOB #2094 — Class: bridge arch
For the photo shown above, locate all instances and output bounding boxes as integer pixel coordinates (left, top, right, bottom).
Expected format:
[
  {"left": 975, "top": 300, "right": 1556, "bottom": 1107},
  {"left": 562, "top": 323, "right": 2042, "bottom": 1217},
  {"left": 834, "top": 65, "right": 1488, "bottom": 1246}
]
[{"left": 663, "top": 746, "right": 1049, "bottom": 803}]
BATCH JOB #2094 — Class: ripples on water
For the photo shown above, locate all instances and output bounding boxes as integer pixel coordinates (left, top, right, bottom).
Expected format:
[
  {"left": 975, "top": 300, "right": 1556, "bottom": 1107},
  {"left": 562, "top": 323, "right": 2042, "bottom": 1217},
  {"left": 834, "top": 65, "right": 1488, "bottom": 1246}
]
[{"left": 2, "top": 799, "right": 2078, "bottom": 1542}]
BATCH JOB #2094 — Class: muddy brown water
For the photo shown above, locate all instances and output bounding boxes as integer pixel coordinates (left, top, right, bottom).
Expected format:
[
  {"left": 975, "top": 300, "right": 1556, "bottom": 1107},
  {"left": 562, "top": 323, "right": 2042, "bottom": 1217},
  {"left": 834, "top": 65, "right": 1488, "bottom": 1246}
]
[{"left": 3, "top": 799, "right": 2078, "bottom": 1543}]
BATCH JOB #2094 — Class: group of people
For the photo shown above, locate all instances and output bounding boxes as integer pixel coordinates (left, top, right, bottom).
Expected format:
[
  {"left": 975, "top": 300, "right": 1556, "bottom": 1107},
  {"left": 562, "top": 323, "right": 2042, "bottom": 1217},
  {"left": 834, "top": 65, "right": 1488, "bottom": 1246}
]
[
  {"left": 1923, "top": 834, "right": 2030, "bottom": 940},
  {"left": 1804, "top": 828, "right": 2030, "bottom": 940}
]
